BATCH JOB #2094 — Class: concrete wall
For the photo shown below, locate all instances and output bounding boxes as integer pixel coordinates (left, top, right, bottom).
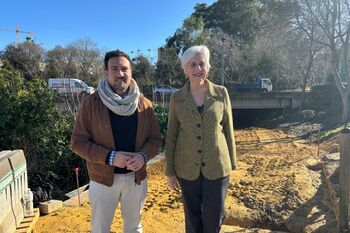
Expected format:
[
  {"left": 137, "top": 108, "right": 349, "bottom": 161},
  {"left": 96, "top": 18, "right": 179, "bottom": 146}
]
[{"left": 0, "top": 150, "right": 27, "bottom": 233}]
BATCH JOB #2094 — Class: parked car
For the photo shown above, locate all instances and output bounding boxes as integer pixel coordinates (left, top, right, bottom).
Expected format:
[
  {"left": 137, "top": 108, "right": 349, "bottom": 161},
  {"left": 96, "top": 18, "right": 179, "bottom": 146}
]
[{"left": 152, "top": 85, "right": 178, "bottom": 95}]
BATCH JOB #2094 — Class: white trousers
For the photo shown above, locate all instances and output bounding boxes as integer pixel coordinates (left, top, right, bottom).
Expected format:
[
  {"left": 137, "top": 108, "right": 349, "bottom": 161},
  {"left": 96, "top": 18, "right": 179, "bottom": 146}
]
[{"left": 89, "top": 173, "right": 147, "bottom": 233}]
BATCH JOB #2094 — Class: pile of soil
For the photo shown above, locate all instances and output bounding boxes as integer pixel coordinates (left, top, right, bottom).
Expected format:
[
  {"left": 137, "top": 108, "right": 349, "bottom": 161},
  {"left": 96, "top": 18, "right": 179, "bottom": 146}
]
[
  {"left": 225, "top": 127, "right": 337, "bottom": 232},
  {"left": 35, "top": 127, "right": 338, "bottom": 233}
]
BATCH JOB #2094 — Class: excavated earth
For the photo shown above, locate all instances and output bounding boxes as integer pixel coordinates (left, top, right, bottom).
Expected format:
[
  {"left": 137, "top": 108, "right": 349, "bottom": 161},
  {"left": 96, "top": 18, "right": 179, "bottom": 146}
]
[{"left": 35, "top": 127, "right": 339, "bottom": 233}]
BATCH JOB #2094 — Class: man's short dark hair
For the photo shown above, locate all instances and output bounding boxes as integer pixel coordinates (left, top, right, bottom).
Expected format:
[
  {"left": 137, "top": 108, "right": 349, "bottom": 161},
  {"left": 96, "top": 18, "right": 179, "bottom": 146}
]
[{"left": 104, "top": 50, "right": 131, "bottom": 70}]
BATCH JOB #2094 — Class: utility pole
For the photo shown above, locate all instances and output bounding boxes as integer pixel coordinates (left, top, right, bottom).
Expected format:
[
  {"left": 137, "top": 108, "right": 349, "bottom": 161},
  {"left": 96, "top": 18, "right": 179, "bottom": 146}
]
[{"left": 220, "top": 36, "right": 226, "bottom": 85}]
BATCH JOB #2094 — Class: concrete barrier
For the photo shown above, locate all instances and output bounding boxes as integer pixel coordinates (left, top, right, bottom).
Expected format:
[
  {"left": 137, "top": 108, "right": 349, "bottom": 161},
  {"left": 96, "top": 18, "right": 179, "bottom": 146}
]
[{"left": 0, "top": 150, "right": 27, "bottom": 233}]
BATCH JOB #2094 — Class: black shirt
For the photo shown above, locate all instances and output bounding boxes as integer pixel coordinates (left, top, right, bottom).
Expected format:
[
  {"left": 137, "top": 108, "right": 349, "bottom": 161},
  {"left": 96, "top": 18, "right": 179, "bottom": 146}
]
[
  {"left": 197, "top": 105, "right": 204, "bottom": 114},
  {"left": 109, "top": 110, "right": 138, "bottom": 174}
]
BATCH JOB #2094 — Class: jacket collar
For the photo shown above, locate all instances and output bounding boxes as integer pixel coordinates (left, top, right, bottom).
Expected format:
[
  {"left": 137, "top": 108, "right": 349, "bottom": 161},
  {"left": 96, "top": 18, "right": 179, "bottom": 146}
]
[{"left": 179, "top": 79, "right": 223, "bottom": 115}]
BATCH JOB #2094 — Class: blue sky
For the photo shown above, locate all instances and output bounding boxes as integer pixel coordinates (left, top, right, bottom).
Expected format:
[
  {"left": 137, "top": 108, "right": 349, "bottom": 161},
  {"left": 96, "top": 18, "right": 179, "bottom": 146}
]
[{"left": 0, "top": 0, "right": 216, "bottom": 60}]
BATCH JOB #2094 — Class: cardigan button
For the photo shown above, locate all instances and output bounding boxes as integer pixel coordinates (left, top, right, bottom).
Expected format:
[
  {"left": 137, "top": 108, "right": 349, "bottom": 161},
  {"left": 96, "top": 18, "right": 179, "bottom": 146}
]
[
  {"left": 197, "top": 149, "right": 202, "bottom": 153},
  {"left": 197, "top": 136, "right": 201, "bottom": 140},
  {"left": 196, "top": 124, "right": 201, "bottom": 128},
  {"left": 201, "top": 162, "right": 206, "bottom": 167}
]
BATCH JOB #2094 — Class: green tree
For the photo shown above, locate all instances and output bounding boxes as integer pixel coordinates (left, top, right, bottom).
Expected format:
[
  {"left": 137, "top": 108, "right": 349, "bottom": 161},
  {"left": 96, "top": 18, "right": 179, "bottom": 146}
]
[
  {"left": 155, "top": 47, "right": 184, "bottom": 87},
  {"left": 1, "top": 41, "right": 45, "bottom": 80},
  {"left": 204, "top": 0, "right": 263, "bottom": 43},
  {"left": 0, "top": 64, "right": 87, "bottom": 194},
  {"left": 159, "top": 14, "right": 209, "bottom": 87},
  {"left": 132, "top": 55, "right": 155, "bottom": 89},
  {"left": 166, "top": 15, "right": 209, "bottom": 54},
  {"left": 161, "top": 0, "right": 265, "bottom": 86}
]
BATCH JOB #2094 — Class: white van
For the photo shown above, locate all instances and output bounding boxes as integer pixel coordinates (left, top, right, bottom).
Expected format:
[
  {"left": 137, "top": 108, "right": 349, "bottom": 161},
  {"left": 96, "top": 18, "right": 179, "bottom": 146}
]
[{"left": 48, "top": 78, "right": 95, "bottom": 95}]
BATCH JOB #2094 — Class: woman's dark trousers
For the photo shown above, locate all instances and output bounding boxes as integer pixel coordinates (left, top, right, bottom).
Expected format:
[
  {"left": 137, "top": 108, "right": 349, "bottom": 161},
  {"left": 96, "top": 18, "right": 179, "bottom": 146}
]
[{"left": 177, "top": 174, "right": 229, "bottom": 233}]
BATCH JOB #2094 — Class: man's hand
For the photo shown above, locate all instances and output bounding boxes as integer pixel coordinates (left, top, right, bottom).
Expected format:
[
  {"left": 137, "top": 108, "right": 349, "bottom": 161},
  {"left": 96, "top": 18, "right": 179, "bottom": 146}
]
[
  {"left": 112, "top": 151, "right": 131, "bottom": 168},
  {"left": 125, "top": 152, "right": 145, "bottom": 171},
  {"left": 167, "top": 176, "right": 181, "bottom": 193}
]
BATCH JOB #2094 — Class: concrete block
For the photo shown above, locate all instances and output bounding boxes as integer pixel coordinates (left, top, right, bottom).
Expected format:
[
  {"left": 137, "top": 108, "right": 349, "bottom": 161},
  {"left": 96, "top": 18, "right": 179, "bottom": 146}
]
[{"left": 39, "top": 200, "right": 63, "bottom": 214}]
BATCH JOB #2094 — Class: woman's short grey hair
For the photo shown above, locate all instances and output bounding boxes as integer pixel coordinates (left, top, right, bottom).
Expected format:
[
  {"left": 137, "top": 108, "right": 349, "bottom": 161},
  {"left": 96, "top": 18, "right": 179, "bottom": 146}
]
[{"left": 181, "top": 45, "right": 211, "bottom": 70}]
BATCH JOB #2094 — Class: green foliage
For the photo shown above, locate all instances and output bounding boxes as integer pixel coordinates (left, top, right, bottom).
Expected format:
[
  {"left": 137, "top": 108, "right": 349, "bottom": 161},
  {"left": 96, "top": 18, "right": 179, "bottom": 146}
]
[
  {"left": 202, "top": 0, "right": 263, "bottom": 43},
  {"left": 155, "top": 47, "right": 185, "bottom": 87},
  {"left": 308, "top": 124, "right": 345, "bottom": 143},
  {"left": 319, "top": 125, "right": 345, "bottom": 140},
  {"left": 1, "top": 42, "right": 44, "bottom": 80},
  {"left": 160, "top": 0, "right": 267, "bottom": 87},
  {"left": 305, "top": 84, "right": 342, "bottom": 122},
  {"left": 153, "top": 104, "right": 168, "bottom": 149},
  {"left": 166, "top": 15, "right": 209, "bottom": 54},
  {"left": 132, "top": 55, "right": 155, "bottom": 88},
  {"left": 0, "top": 65, "right": 87, "bottom": 194}
]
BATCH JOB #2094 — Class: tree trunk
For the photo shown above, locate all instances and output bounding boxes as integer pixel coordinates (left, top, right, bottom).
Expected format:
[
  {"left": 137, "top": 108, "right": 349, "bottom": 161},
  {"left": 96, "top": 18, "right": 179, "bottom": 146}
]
[
  {"left": 331, "top": 41, "right": 349, "bottom": 123},
  {"left": 341, "top": 92, "right": 350, "bottom": 123},
  {"left": 298, "top": 48, "right": 316, "bottom": 115},
  {"left": 334, "top": 71, "right": 349, "bottom": 123},
  {"left": 341, "top": 24, "right": 350, "bottom": 122}
]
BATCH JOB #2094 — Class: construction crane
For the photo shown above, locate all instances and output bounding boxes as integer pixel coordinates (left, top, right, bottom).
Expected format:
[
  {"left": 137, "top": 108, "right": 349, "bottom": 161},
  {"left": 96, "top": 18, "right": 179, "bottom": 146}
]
[{"left": 0, "top": 25, "right": 34, "bottom": 45}]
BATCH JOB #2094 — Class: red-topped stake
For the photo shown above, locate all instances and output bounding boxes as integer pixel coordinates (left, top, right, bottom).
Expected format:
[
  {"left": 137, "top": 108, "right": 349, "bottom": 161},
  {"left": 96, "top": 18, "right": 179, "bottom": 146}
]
[{"left": 74, "top": 167, "right": 81, "bottom": 206}]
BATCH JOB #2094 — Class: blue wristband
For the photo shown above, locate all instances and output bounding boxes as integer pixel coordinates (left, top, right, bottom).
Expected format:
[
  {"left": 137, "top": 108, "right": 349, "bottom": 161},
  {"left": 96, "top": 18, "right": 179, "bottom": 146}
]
[
  {"left": 109, "top": 150, "right": 116, "bottom": 165},
  {"left": 139, "top": 151, "right": 148, "bottom": 164}
]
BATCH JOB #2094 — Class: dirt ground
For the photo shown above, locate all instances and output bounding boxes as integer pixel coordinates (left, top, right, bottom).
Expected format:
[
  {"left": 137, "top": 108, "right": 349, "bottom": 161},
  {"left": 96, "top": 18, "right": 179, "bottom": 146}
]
[{"left": 35, "top": 127, "right": 339, "bottom": 233}]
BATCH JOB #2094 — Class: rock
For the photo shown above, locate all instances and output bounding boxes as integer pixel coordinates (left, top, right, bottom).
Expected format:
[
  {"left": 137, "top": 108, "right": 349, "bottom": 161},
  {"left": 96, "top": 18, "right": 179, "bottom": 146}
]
[
  {"left": 322, "top": 153, "right": 340, "bottom": 162},
  {"left": 301, "top": 110, "right": 316, "bottom": 120},
  {"left": 239, "top": 180, "right": 252, "bottom": 186}
]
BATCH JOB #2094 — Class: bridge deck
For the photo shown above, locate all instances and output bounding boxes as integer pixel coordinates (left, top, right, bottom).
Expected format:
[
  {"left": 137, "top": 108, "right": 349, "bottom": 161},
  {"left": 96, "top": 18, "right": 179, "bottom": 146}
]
[{"left": 229, "top": 91, "right": 302, "bottom": 110}]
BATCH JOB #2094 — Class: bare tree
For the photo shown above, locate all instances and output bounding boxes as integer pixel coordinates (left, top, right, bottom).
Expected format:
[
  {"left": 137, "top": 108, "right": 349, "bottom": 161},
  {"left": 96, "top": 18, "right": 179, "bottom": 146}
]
[
  {"left": 207, "top": 29, "right": 241, "bottom": 85},
  {"left": 296, "top": 0, "right": 350, "bottom": 122},
  {"left": 252, "top": 21, "right": 309, "bottom": 90},
  {"left": 45, "top": 39, "right": 102, "bottom": 120},
  {"left": 67, "top": 38, "right": 103, "bottom": 86},
  {"left": 290, "top": 0, "right": 323, "bottom": 114},
  {"left": 45, "top": 45, "right": 79, "bottom": 79}
]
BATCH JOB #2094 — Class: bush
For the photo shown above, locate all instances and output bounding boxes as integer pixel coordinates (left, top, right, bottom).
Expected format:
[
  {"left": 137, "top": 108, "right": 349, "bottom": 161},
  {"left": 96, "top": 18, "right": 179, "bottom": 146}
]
[
  {"left": 153, "top": 104, "right": 168, "bottom": 150},
  {"left": 0, "top": 64, "right": 87, "bottom": 197},
  {"left": 305, "top": 84, "right": 342, "bottom": 122}
]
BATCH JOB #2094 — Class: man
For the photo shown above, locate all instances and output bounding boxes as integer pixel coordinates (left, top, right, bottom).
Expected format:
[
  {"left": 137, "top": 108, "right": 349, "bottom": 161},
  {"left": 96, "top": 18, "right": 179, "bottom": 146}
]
[{"left": 71, "top": 50, "right": 161, "bottom": 233}]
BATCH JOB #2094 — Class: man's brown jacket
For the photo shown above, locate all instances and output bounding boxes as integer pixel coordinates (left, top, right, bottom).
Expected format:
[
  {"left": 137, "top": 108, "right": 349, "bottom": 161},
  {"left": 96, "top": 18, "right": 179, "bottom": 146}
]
[{"left": 71, "top": 92, "right": 161, "bottom": 186}]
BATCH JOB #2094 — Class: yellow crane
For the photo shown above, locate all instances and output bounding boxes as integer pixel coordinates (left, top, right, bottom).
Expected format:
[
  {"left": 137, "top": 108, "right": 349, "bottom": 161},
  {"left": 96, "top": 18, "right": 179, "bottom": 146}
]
[{"left": 0, "top": 25, "right": 34, "bottom": 45}]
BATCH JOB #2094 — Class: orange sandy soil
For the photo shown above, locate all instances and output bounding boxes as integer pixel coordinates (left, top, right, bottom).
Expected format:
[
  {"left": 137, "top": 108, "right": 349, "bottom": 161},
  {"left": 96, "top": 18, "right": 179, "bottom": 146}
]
[{"left": 35, "top": 127, "right": 338, "bottom": 233}]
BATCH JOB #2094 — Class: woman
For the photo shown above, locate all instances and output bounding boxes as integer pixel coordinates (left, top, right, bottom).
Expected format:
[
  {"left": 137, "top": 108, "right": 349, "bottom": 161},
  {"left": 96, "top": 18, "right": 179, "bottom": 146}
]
[{"left": 165, "top": 45, "right": 237, "bottom": 233}]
